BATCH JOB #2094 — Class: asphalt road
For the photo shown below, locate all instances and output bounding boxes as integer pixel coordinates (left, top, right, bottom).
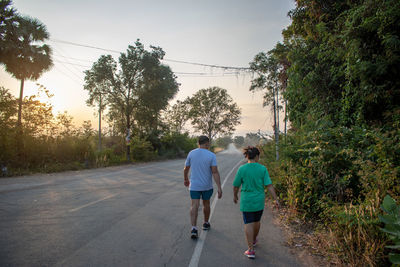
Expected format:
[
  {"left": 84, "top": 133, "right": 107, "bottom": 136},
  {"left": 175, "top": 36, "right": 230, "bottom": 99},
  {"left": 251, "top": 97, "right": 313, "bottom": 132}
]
[{"left": 0, "top": 149, "right": 301, "bottom": 267}]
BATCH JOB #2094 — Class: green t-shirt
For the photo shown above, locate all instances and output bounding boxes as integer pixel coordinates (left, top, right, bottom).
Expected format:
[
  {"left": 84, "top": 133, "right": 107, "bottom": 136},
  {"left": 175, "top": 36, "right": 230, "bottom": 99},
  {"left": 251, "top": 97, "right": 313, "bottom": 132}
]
[{"left": 233, "top": 162, "right": 272, "bottom": 212}]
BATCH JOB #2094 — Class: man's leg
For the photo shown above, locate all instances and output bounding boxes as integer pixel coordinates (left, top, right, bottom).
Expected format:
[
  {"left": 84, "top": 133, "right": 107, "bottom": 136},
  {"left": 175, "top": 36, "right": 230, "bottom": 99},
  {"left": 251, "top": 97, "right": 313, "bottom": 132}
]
[
  {"left": 202, "top": 199, "right": 210, "bottom": 223},
  {"left": 190, "top": 199, "right": 200, "bottom": 227}
]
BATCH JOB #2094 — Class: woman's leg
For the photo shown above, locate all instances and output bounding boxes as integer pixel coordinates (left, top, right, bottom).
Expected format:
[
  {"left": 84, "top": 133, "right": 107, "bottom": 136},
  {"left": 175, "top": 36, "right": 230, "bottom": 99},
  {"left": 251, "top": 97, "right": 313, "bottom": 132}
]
[
  {"left": 244, "top": 223, "right": 255, "bottom": 250},
  {"left": 253, "top": 221, "right": 261, "bottom": 241}
]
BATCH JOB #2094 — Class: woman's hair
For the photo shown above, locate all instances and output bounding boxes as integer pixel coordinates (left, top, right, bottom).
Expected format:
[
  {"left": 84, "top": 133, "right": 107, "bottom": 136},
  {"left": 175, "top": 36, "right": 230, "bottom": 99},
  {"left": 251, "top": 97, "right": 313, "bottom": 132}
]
[{"left": 243, "top": 146, "right": 260, "bottom": 160}]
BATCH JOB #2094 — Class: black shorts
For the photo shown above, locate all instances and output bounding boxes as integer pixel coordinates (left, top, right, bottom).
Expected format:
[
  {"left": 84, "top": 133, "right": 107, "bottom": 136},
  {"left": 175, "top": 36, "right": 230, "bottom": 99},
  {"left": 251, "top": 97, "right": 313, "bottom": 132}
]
[{"left": 242, "top": 210, "right": 264, "bottom": 224}]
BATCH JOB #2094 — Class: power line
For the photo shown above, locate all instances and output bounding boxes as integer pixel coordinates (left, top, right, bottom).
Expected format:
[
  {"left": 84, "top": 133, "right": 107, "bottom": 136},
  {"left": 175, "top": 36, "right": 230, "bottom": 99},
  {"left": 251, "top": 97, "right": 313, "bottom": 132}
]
[
  {"left": 163, "top": 58, "right": 251, "bottom": 71},
  {"left": 177, "top": 75, "right": 242, "bottom": 78},
  {"left": 53, "top": 59, "right": 91, "bottom": 68},
  {"left": 174, "top": 71, "right": 242, "bottom": 75},
  {"left": 52, "top": 60, "right": 251, "bottom": 77},
  {"left": 52, "top": 45, "right": 87, "bottom": 80},
  {"left": 53, "top": 66, "right": 82, "bottom": 85},
  {"left": 53, "top": 54, "right": 94, "bottom": 63},
  {"left": 49, "top": 38, "right": 252, "bottom": 71},
  {"left": 50, "top": 38, "right": 121, "bottom": 54}
]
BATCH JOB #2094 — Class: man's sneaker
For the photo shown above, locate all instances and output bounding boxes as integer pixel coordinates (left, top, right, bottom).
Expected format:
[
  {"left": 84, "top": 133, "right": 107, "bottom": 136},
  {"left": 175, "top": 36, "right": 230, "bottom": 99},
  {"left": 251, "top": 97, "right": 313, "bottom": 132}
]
[
  {"left": 190, "top": 228, "right": 198, "bottom": 239},
  {"left": 202, "top": 222, "right": 211, "bottom": 230},
  {"left": 244, "top": 249, "right": 255, "bottom": 259}
]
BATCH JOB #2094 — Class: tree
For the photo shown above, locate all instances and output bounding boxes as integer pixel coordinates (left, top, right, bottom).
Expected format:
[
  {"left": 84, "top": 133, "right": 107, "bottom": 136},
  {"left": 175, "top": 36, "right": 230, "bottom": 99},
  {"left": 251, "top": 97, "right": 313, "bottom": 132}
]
[
  {"left": 233, "top": 136, "right": 244, "bottom": 148},
  {"left": 84, "top": 55, "right": 110, "bottom": 152},
  {"left": 163, "top": 100, "right": 188, "bottom": 133},
  {"left": 215, "top": 136, "right": 233, "bottom": 149},
  {"left": 1, "top": 14, "right": 52, "bottom": 127},
  {"left": 56, "top": 111, "right": 75, "bottom": 137},
  {"left": 22, "top": 93, "right": 54, "bottom": 138},
  {"left": 84, "top": 40, "right": 178, "bottom": 160},
  {"left": 250, "top": 50, "right": 283, "bottom": 160},
  {"left": 80, "top": 120, "right": 94, "bottom": 139},
  {"left": 0, "top": 86, "right": 16, "bottom": 128},
  {"left": 186, "top": 87, "right": 241, "bottom": 142},
  {"left": 0, "top": 87, "right": 17, "bottom": 165},
  {"left": 133, "top": 54, "right": 179, "bottom": 137},
  {"left": 270, "top": 43, "right": 290, "bottom": 137},
  {"left": 244, "top": 132, "right": 261, "bottom": 147},
  {"left": 0, "top": 0, "right": 16, "bottom": 63},
  {"left": 281, "top": 0, "right": 400, "bottom": 129}
]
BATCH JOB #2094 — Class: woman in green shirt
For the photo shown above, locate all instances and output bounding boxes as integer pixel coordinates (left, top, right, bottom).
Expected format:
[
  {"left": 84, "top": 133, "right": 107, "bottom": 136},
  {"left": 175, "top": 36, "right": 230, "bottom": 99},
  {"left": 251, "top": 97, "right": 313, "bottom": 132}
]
[{"left": 233, "top": 146, "right": 280, "bottom": 259}]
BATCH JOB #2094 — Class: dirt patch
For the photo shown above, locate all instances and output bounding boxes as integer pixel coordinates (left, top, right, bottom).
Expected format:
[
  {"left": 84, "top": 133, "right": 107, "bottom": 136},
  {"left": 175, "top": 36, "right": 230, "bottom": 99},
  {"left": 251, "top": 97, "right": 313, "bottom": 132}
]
[{"left": 265, "top": 202, "right": 340, "bottom": 266}]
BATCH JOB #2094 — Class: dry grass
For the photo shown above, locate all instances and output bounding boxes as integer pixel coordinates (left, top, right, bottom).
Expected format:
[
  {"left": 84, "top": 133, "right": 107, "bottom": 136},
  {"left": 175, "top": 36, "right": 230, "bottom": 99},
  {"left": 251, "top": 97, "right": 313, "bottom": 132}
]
[
  {"left": 268, "top": 197, "right": 388, "bottom": 267},
  {"left": 267, "top": 202, "right": 337, "bottom": 267}
]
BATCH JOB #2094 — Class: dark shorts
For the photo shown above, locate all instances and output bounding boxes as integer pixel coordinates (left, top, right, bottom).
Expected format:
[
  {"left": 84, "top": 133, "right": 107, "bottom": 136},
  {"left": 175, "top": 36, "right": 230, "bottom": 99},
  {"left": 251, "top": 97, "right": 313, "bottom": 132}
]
[
  {"left": 190, "top": 189, "right": 213, "bottom": 200},
  {"left": 242, "top": 210, "right": 264, "bottom": 224}
]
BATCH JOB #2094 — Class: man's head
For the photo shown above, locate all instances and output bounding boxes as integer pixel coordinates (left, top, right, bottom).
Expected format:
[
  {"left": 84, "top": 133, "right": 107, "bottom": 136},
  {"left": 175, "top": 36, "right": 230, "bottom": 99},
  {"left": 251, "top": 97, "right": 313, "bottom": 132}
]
[{"left": 198, "top": 135, "right": 210, "bottom": 148}]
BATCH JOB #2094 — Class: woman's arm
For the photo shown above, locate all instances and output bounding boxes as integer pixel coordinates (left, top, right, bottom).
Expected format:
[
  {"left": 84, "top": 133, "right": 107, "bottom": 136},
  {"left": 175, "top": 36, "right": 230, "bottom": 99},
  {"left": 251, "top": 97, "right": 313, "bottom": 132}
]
[{"left": 266, "top": 184, "right": 280, "bottom": 209}]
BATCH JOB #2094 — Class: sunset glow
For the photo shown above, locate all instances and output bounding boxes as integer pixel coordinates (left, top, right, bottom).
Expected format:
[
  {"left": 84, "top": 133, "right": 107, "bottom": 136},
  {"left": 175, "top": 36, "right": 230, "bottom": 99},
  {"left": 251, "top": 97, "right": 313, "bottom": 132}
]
[{"left": 0, "top": 0, "right": 294, "bottom": 136}]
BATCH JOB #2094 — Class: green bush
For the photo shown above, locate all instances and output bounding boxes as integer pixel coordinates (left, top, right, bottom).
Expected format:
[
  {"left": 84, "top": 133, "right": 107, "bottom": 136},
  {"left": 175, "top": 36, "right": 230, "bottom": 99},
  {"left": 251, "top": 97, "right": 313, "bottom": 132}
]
[
  {"left": 159, "top": 132, "right": 196, "bottom": 157},
  {"left": 130, "top": 136, "right": 156, "bottom": 162},
  {"left": 92, "top": 148, "right": 125, "bottom": 167},
  {"left": 260, "top": 124, "right": 399, "bottom": 265}
]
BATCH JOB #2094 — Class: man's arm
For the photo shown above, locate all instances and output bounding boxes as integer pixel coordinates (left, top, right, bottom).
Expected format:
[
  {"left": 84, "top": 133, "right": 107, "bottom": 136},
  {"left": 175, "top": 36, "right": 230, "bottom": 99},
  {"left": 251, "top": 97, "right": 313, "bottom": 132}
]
[
  {"left": 233, "top": 186, "right": 240, "bottom": 203},
  {"left": 184, "top": 166, "right": 190, "bottom": 187},
  {"left": 211, "top": 166, "right": 222, "bottom": 199}
]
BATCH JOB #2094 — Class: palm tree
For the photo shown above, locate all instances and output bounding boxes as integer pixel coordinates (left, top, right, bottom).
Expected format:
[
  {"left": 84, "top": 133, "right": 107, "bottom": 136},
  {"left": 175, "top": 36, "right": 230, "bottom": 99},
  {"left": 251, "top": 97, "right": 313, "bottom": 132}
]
[
  {"left": 0, "top": 0, "right": 16, "bottom": 63},
  {"left": 2, "top": 15, "right": 53, "bottom": 127}
]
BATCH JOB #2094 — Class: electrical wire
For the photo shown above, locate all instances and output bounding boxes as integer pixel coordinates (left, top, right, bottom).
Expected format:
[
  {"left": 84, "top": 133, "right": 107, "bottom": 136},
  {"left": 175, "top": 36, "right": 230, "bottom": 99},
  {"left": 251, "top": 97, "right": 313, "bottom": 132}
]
[
  {"left": 53, "top": 54, "right": 94, "bottom": 63},
  {"left": 176, "top": 74, "right": 244, "bottom": 78},
  {"left": 50, "top": 38, "right": 121, "bottom": 54},
  {"left": 51, "top": 44, "right": 87, "bottom": 81},
  {"left": 49, "top": 38, "right": 252, "bottom": 71},
  {"left": 53, "top": 65, "right": 82, "bottom": 85},
  {"left": 52, "top": 60, "right": 251, "bottom": 77},
  {"left": 53, "top": 59, "right": 91, "bottom": 68}
]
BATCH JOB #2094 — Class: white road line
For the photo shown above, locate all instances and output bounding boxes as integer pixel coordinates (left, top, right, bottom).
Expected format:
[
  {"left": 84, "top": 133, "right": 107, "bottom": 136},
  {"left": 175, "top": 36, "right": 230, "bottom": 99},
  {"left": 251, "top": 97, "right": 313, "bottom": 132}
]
[
  {"left": 68, "top": 193, "right": 118, "bottom": 213},
  {"left": 188, "top": 158, "right": 244, "bottom": 267}
]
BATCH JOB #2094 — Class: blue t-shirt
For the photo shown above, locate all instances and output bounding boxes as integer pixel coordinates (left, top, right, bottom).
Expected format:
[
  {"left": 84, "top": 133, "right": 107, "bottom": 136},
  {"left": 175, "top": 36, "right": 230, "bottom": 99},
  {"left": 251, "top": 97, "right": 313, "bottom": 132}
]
[{"left": 185, "top": 148, "right": 217, "bottom": 191}]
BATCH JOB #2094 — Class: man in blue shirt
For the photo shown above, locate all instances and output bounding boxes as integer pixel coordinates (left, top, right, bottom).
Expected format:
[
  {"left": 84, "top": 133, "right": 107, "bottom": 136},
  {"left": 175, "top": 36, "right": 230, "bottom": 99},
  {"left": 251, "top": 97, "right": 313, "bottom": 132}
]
[{"left": 184, "top": 135, "right": 222, "bottom": 239}]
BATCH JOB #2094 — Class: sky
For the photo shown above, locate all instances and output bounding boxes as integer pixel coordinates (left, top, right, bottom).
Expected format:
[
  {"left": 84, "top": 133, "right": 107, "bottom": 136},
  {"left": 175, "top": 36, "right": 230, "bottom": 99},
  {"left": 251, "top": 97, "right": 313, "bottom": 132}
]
[{"left": 0, "top": 0, "right": 295, "bottom": 137}]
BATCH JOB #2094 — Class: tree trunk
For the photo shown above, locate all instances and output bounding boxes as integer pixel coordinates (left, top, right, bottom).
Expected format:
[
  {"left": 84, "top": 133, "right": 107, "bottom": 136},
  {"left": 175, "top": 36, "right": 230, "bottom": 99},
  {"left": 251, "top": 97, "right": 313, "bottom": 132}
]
[
  {"left": 284, "top": 99, "right": 287, "bottom": 144},
  {"left": 208, "top": 131, "right": 212, "bottom": 149},
  {"left": 98, "top": 94, "right": 102, "bottom": 152},
  {"left": 17, "top": 78, "right": 24, "bottom": 127},
  {"left": 126, "top": 115, "right": 131, "bottom": 161},
  {"left": 16, "top": 78, "right": 25, "bottom": 164}
]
